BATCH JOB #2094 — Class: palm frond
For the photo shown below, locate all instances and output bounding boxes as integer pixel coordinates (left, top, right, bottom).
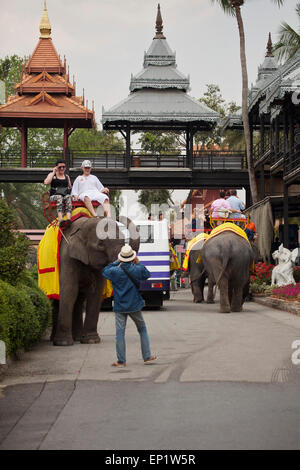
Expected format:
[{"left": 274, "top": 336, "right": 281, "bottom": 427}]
[
  {"left": 271, "top": 0, "right": 285, "bottom": 6},
  {"left": 274, "top": 21, "right": 300, "bottom": 62},
  {"left": 210, "top": 0, "right": 235, "bottom": 16}
]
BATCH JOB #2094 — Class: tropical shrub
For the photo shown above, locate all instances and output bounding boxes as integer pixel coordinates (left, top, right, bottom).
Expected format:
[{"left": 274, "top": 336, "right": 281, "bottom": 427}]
[
  {"left": 0, "top": 199, "right": 29, "bottom": 285},
  {"left": 0, "top": 278, "right": 51, "bottom": 357},
  {"left": 0, "top": 199, "right": 51, "bottom": 358}
]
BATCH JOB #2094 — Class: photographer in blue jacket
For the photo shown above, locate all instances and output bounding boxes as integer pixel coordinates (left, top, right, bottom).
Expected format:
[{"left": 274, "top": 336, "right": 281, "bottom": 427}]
[{"left": 102, "top": 245, "right": 157, "bottom": 367}]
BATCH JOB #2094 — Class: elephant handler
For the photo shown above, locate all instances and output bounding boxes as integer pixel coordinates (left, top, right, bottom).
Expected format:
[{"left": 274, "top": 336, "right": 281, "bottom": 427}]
[
  {"left": 102, "top": 245, "right": 157, "bottom": 368},
  {"left": 71, "top": 160, "right": 111, "bottom": 217}
]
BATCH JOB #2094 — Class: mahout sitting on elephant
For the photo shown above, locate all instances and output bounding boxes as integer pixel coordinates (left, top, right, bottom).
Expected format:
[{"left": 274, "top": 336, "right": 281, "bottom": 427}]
[
  {"left": 52, "top": 216, "right": 139, "bottom": 346},
  {"left": 201, "top": 225, "right": 255, "bottom": 313}
]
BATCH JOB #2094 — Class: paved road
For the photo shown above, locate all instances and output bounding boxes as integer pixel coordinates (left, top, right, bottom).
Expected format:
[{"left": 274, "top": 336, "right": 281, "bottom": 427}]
[{"left": 1, "top": 289, "right": 300, "bottom": 450}]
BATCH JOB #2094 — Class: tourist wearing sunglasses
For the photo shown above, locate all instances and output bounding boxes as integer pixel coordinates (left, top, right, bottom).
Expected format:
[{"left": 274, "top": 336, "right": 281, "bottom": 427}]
[{"left": 44, "top": 159, "right": 72, "bottom": 228}]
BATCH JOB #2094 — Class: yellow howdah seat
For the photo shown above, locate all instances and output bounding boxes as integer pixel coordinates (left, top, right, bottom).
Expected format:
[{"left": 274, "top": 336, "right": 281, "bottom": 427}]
[
  {"left": 182, "top": 233, "right": 209, "bottom": 272},
  {"left": 206, "top": 222, "right": 251, "bottom": 246}
]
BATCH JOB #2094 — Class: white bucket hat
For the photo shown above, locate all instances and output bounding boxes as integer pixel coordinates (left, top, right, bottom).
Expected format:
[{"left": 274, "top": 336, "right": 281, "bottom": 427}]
[
  {"left": 81, "top": 159, "right": 92, "bottom": 168},
  {"left": 118, "top": 244, "right": 136, "bottom": 263}
]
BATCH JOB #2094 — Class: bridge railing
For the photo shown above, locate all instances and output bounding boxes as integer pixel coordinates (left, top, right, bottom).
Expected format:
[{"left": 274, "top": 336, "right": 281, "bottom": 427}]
[
  {"left": 0, "top": 149, "right": 63, "bottom": 168},
  {"left": 193, "top": 150, "right": 247, "bottom": 170},
  {"left": 0, "top": 148, "right": 247, "bottom": 170},
  {"left": 71, "top": 149, "right": 126, "bottom": 168}
]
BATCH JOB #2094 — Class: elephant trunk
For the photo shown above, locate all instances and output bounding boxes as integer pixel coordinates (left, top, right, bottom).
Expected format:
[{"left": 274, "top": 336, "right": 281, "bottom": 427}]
[{"left": 118, "top": 216, "right": 140, "bottom": 254}]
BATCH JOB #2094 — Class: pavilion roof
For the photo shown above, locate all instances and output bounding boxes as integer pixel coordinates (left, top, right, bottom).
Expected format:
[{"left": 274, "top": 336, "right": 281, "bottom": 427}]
[
  {"left": 248, "top": 34, "right": 279, "bottom": 113},
  {"left": 103, "top": 89, "right": 218, "bottom": 129},
  {"left": 103, "top": 4, "right": 219, "bottom": 130},
  {"left": 0, "top": 2, "right": 94, "bottom": 129},
  {"left": 257, "top": 50, "right": 300, "bottom": 119}
]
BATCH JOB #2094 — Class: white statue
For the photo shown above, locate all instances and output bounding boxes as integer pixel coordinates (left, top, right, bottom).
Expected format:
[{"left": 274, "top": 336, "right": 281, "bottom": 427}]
[{"left": 271, "top": 244, "right": 298, "bottom": 286}]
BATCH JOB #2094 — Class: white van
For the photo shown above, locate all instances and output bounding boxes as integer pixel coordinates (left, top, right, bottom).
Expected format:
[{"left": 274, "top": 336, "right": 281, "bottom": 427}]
[
  {"left": 135, "top": 220, "right": 170, "bottom": 308},
  {"left": 102, "top": 219, "right": 170, "bottom": 310}
]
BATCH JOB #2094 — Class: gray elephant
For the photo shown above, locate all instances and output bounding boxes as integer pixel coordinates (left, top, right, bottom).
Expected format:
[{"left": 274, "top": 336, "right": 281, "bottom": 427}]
[
  {"left": 188, "top": 238, "right": 214, "bottom": 304},
  {"left": 201, "top": 231, "right": 254, "bottom": 313},
  {"left": 52, "top": 216, "right": 139, "bottom": 346}
]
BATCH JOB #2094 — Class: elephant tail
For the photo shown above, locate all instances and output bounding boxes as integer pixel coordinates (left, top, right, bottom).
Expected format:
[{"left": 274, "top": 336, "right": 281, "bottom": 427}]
[{"left": 213, "top": 252, "right": 230, "bottom": 299}]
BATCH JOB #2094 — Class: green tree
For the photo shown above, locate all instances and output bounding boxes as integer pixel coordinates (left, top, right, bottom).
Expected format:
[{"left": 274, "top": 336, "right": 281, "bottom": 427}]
[
  {"left": 274, "top": 2, "right": 300, "bottom": 62},
  {"left": 137, "top": 131, "right": 180, "bottom": 154},
  {"left": 69, "top": 128, "right": 124, "bottom": 151},
  {"left": 195, "top": 84, "right": 243, "bottom": 149},
  {"left": 137, "top": 189, "right": 174, "bottom": 215},
  {"left": 0, "top": 54, "right": 23, "bottom": 95},
  {"left": 0, "top": 199, "right": 29, "bottom": 284},
  {"left": 211, "top": 0, "right": 285, "bottom": 204},
  {"left": 0, "top": 183, "right": 47, "bottom": 229}
]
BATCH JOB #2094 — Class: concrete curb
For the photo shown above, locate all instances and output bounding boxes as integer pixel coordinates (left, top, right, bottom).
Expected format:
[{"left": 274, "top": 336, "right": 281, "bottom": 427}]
[
  {"left": 0, "top": 328, "right": 52, "bottom": 382},
  {"left": 253, "top": 296, "right": 300, "bottom": 317}
]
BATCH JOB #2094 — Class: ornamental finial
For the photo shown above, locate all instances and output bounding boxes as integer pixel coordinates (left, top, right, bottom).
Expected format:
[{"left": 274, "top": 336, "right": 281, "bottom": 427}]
[
  {"left": 40, "top": 0, "right": 51, "bottom": 39},
  {"left": 154, "top": 4, "right": 166, "bottom": 39},
  {"left": 266, "top": 32, "right": 274, "bottom": 57}
]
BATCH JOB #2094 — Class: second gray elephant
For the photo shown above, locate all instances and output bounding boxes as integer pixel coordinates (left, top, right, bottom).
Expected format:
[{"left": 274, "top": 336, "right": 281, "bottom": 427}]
[{"left": 201, "top": 231, "right": 255, "bottom": 313}]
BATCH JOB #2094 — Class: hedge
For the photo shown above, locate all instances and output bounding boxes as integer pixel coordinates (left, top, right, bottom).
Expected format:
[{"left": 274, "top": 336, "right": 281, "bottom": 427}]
[{"left": 0, "top": 275, "right": 51, "bottom": 357}]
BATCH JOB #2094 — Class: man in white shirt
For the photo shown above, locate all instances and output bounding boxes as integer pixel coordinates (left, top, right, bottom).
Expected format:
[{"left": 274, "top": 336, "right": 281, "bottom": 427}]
[{"left": 71, "top": 160, "right": 110, "bottom": 217}]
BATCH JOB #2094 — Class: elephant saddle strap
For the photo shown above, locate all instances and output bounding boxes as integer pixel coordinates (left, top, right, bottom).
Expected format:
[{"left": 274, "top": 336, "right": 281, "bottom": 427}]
[{"left": 119, "top": 263, "right": 140, "bottom": 291}]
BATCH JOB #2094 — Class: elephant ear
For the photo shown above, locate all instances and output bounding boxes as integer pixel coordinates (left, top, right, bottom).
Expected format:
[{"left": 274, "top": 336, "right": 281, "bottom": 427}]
[{"left": 68, "top": 224, "right": 89, "bottom": 265}]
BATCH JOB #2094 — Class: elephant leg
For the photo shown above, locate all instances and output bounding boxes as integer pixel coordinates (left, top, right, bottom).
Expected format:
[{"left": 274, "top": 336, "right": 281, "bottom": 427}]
[
  {"left": 81, "top": 276, "right": 105, "bottom": 344},
  {"left": 50, "top": 299, "right": 59, "bottom": 342},
  {"left": 53, "top": 283, "right": 78, "bottom": 346},
  {"left": 72, "top": 293, "right": 85, "bottom": 342},
  {"left": 218, "top": 277, "right": 231, "bottom": 313},
  {"left": 206, "top": 278, "right": 215, "bottom": 304},
  {"left": 231, "top": 286, "right": 244, "bottom": 312},
  {"left": 191, "top": 279, "right": 203, "bottom": 303},
  {"left": 228, "top": 282, "right": 233, "bottom": 306}
]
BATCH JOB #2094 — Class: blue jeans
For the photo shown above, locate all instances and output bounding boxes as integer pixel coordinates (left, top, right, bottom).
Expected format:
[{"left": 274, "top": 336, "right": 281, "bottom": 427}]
[{"left": 115, "top": 311, "right": 151, "bottom": 364}]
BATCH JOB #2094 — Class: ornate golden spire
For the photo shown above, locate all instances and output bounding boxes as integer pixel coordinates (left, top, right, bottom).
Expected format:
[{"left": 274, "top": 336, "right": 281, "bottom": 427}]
[
  {"left": 154, "top": 4, "right": 166, "bottom": 39},
  {"left": 40, "top": 1, "right": 51, "bottom": 39}
]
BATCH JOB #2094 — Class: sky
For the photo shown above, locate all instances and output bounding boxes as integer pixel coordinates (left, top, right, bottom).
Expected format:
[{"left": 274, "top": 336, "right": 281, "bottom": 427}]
[{"left": 0, "top": 0, "right": 298, "bottom": 209}]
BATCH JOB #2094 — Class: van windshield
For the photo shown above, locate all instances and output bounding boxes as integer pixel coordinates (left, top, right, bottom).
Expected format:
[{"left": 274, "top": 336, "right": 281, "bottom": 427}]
[{"left": 137, "top": 225, "right": 154, "bottom": 244}]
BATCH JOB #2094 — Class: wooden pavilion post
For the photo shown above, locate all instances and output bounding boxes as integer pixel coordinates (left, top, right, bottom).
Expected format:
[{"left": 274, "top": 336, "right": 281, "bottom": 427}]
[
  {"left": 283, "top": 183, "right": 289, "bottom": 248},
  {"left": 260, "top": 115, "right": 265, "bottom": 155},
  {"left": 63, "top": 122, "right": 69, "bottom": 158},
  {"left": 126, "top": 125, "right": 131, "bottom": 169},
  {"left": 186, "top": 125, "right": 190, "bottom": 168},
  {"left": 20, "top": 122, "right": 28, "bottom": 168}
]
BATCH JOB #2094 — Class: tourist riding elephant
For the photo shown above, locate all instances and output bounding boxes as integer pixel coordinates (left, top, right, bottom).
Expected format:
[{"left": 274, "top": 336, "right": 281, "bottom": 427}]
[
  {"left": 52, "top": 216, "right": 140, "bottom": 346},
  {"left": 188, "top": 238, "right": 214, "bottom": 304},
  {"left": 201, "top": 231, "right": 255, "bottom": 313}
]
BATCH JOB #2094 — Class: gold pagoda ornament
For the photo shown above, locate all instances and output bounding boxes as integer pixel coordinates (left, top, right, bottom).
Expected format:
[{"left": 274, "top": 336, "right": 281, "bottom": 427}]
[{"left": 40, "top": 1, "right": 51, "bottom": 38}]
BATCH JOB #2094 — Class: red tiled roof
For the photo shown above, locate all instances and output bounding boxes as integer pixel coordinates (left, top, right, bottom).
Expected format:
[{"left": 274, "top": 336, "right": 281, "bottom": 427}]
[{"left": 25, "top": 38, "right": 64, "bottom": 74}]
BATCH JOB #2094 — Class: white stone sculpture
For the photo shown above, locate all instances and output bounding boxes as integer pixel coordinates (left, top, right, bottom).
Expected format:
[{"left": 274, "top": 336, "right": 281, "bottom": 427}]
[{"left": 271, "top": 244, "right": 299, "bottom": 286}]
